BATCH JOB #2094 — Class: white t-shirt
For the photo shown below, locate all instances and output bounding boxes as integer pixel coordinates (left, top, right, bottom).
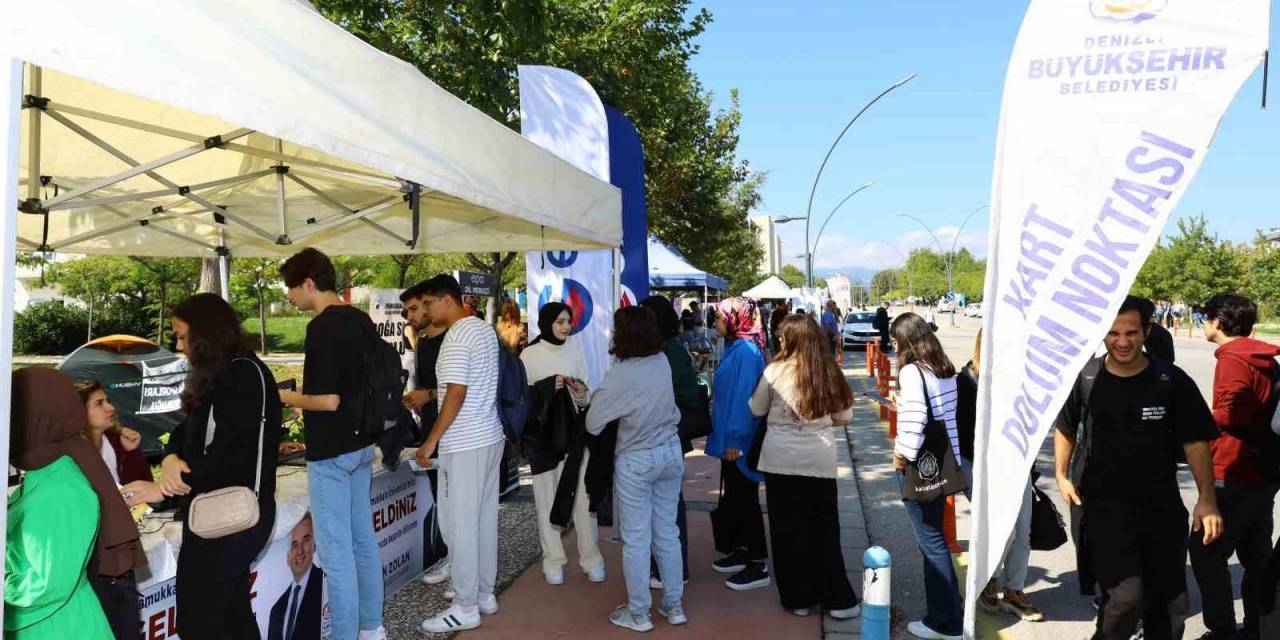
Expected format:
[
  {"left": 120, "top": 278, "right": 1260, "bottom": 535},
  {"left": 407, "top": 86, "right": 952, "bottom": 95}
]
[
  {"left": 100, "top": 436, "right": 120, "bottom": 486},
  {"left": 435, "top": 316, "right": 505, "bottom": 455}
]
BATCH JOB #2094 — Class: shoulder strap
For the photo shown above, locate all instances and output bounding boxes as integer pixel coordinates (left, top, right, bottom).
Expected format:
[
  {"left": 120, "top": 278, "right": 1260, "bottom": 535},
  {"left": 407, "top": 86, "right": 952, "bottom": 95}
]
[
  {"left": 915, "top": 365, "right": 936, "bottom": 424},
  {"left": 1078, "top": 356, "right": 1104, "bottom": 417},
  {"left": 205, "top": 358, "right": 267, "bottom": 496}
]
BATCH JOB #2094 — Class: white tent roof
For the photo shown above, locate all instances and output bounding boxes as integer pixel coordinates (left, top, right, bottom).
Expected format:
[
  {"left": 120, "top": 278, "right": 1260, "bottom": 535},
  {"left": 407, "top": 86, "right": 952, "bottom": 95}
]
[
  {"left": 1, "top": 0, "right": 621, "bottom": 257},
  {"left": 648, "top": 237, "right": 728, "bottom": 291},
  {"left": 742, "top": 275, "right": 793, "bottom": 300}
]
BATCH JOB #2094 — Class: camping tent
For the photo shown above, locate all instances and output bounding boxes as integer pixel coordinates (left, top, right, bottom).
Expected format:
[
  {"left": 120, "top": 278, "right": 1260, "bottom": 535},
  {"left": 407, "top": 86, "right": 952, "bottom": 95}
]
[
  {"left": 1, "top": 0, "right": 620, "bottom": 258},
  {"left": 57, "top": 335, "right": 187, "bottom": 458},
  {"left": 742, "top": 275, "right": 794, "bottom": 300},
  {"left": 647, "top": 237, "right": 728, "bottom": 291}
]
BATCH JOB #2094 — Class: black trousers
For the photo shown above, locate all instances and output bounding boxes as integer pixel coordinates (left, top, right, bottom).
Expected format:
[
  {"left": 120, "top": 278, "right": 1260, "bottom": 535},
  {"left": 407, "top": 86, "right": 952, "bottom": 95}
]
[
  {"left": 1189, "top": 484, "right": 1277, "bottom": 639},
  {"left": 1085, "top": 498, "right": 1189, "bottom": 640},
  {"left": 721, "top": 459, "right": 768, "bottom": 560},
  {"left": 765, "top": 473, "right": 859, "bottom": 611},
  {"left": 1260, "top": 537, "right": 1280, "bottom": 639},
  {"left": 176, "top": 505, "right": 274, "bottom": 640},
  {"left": 88, "top": 568, "right": 139, "bottom": 640},
  {"left": 652, "top": 491, "right": 690, "bottom": 583}
]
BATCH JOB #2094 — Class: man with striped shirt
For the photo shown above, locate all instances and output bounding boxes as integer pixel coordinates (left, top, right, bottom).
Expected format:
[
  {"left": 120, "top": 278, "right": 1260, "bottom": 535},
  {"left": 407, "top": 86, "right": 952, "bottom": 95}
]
[{"left": 416, "top": 274, "right": 505, "bottom": 634}]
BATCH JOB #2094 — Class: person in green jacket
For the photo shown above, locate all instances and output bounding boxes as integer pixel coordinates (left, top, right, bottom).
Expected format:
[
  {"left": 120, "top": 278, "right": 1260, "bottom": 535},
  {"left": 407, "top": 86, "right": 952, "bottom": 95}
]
[
  {"left": 6, "top": 368, "right": 117, "bottom": 640},
  {"left": 640, "top": 295, "right": 707, "bottom": 589}
]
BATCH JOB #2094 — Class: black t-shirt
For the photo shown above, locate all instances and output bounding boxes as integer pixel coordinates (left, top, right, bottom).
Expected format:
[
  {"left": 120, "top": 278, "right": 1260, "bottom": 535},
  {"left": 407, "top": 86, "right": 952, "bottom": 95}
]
[
  {"left": 1145, "top": 323, "right": 1176, "bottom": 363},
  {"left": 1066, "top": 361, "right": 1216, "bottom": 501},
  {"left": 414, "top": 332, "right": 445, "bottom": 426},
  {"left": 302, "top": 305, "right": 375, "bottom": 461}
]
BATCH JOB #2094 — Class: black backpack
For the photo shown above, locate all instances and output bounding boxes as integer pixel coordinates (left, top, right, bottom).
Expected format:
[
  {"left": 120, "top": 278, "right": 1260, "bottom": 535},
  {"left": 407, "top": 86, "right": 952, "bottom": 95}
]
[{"left": 347, "top": 310, "right": 408, "bottom": 440}]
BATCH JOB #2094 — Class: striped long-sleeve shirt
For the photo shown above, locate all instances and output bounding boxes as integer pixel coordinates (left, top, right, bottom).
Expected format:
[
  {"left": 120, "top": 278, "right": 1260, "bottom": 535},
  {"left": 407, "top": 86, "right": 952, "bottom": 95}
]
[{"left": 894, "top": 363, "right": 962, "bottom": 462}]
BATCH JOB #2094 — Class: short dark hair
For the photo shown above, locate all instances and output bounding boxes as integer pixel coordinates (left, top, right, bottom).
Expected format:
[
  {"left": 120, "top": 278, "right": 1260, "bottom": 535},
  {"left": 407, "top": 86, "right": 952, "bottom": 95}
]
[
  {"left": 399, "top": 279, "right": 432, "bottom": 303},
  {"left": 639, "top": 295, "right": 680, "bottom": 338},
  {"left": 421, "top": 274, "right": 463, "bottom": 305},
  {"left": 279, "top": 248, "right": 337, "bottom": 291},
  {"left": 1134, "top": 297, "right": 1156, "bottom": 325},
  {"left": 1118, "top": 295, "right": 1151, "bottom": 327},
  {"left": 610, "top": 307, "right": 663, "bottom": 358},
  {"left": 1203, "top": 293, "right": 1257, "bottom": 337}
]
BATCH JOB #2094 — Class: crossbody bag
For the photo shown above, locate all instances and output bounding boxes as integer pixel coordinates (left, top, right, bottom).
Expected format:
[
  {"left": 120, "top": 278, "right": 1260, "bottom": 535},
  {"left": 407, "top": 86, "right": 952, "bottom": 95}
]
[{"left": 188, "top": 358, "right": 267, "bottom": 539}]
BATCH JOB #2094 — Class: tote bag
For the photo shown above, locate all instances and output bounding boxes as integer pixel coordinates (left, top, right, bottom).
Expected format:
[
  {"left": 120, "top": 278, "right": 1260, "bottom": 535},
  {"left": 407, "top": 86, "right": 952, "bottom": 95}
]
[{"left": 900, "top": 367, "right": 965, "bottom": 503}]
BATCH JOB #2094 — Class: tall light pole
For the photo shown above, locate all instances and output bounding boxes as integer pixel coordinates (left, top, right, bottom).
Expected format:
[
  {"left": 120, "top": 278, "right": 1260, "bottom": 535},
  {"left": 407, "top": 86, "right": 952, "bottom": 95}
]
[
  {"left": 897, "top": 205, "right": 988, "bottom": 326},
  {"left": 776, "top": 180, "right": 875, "bottom": 289},
  {"left": 875, "top": 240, "right": 914, "bottom": 307},
  {"left": 802, "top": 73, "right": 917, "bottom": 287}
]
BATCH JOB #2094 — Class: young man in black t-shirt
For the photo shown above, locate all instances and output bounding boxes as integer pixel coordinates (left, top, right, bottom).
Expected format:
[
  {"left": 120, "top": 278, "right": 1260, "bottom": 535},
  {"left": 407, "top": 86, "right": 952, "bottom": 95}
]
[
  {"left": 1054, "top": 295, "right": 1222, "bottom": 640},
  {"left": 277, "top": 248, "right": 386, "bottom": 640},
  {"left": 400, "top": 280, "right": 452, "bottom": 586}
]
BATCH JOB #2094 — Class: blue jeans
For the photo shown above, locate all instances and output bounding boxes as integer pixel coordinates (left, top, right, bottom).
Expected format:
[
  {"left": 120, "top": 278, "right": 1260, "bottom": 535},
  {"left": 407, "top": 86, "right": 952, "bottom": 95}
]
[
  {"left": 615, "top": 435, "right": 686, "bottom": 615},
  {"left": 897, "top": 473, "right": 963, "bottom": 635},
  {"left": 308, "top": 446, "right": 383, "bottom": 639}
]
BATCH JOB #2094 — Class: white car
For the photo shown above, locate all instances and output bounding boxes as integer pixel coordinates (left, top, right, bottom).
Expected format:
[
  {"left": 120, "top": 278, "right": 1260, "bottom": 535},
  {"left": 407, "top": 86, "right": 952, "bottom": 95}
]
[
  {"left": 964, "top": 303, "right": 984, "bottom": 318},
  {"left": 842, "top": 312, "right": 881, "bottom": 348},
  {"left": 937, "top": 300, "right": 956, "bottom": 313}
]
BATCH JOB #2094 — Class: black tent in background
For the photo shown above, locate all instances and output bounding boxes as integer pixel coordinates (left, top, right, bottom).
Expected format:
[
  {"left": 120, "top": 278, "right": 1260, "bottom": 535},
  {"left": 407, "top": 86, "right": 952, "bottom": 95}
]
[{"left": 57, "top": 335, "right": 187, "bottom": 459}]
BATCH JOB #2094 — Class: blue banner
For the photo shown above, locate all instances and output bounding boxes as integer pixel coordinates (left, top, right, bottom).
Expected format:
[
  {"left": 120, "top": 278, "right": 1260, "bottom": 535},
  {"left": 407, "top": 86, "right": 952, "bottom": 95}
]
[{"left": 606, "top": 106, "right": 649, "bottom": 306}]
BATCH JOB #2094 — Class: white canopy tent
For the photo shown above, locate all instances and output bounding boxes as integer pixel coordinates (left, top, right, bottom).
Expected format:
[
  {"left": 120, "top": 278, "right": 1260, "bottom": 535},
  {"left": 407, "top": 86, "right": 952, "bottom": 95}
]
[
  {"left": 742, "top": 275, "right": 793, "bottom": 300},
  {"left": 1, "top": 0, "right": 621, "bottom": 257},
  {"left": 0, "top": 0, "right": 625, "bottom": 612}
]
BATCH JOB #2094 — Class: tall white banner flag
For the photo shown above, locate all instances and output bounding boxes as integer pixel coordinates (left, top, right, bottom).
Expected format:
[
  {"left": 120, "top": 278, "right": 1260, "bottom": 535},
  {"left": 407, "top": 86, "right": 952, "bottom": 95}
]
[
  {"left": 969, "top": 2, "right": 1269, "bottom": 637},
  {"left": 519, "top": 65, "right": 615, "bottom": 388}
]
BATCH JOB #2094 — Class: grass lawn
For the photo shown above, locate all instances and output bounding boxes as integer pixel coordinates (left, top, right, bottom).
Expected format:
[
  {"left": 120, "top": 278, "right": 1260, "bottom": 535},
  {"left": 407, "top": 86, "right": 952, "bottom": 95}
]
[
  {"left": 1258, "top": 322, "right": 1280, "bottom": 336},
  {"left": 242, "top": 315, "right": 309, "bottom": 353}
]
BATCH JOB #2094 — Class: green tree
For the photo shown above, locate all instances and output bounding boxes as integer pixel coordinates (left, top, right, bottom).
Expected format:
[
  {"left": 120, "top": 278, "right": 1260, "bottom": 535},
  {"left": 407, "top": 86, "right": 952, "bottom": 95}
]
[
  {"left": 130, "top": 257, "right": 201, "bottom": 346},
  {"left": 230, "top": 258, "right": 284, "bottom": 353},
  {"left": 779, "top": 264, "right": 806, "bottom": 289},
  {"left": 312, "top": 0, "right": 765, "bottom": 296},
  {"left": 1244, "top": 234, "right": 1280, "bottom": 319},
  {"left": 1132, "top": 215, "right": 1243, "bottom": 305},
  {"left": 50, "top": 256, "right": 142, "bottom": 341}
]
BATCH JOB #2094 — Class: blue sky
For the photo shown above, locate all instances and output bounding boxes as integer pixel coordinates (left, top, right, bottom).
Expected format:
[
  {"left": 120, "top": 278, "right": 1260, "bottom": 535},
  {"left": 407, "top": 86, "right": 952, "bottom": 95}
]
[{"left": 689, "top": 1, "right": 1278, "bottom": 277}]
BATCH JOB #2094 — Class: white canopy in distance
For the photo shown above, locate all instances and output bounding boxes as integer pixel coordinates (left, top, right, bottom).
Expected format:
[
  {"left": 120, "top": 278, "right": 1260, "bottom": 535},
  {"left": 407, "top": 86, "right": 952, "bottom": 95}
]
[
  {"left": 742, "top": 275, "right": 794, "bottom": 300},
  {"left": 2, "top": 0, "right": 621, "bottom": 257}
]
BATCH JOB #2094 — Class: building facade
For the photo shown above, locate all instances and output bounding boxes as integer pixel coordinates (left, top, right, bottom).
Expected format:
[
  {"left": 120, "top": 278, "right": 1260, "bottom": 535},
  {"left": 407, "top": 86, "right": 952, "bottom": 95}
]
[{"left": 749, "top": 215, "right": 783, "bottom": 276}]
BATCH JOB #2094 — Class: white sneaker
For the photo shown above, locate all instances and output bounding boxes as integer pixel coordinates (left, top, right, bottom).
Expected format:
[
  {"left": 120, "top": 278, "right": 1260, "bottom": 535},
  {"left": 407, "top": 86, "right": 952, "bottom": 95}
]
[
  {"left": 829, "top": 604, "right": 861, "bottom": 620},
  {"left": 650, "top": 577, "right": 664, "bottom": 590},
  {"left": 357, "top": 627, "right": 386, "bottom": 640},
  {"left": 420, "top": 605, "right": 481, "bottom": 633},
  {"left": 907, "top": 620, "right": 961, "bottom": 639},
  {"left": 587, "top": 566, "right": 607, "bottom": 583},
  {"left": 479, "top": 593, "right": 499, "bottom": 615},
  {"left": 545, "top": 569, "right": 565, "bottom": 585},
  {"left": 792, "top": 608, "right": 811, "bottom": 617},
  {"left": 420, "top": 558, "right": 450, "bottom": 585}
]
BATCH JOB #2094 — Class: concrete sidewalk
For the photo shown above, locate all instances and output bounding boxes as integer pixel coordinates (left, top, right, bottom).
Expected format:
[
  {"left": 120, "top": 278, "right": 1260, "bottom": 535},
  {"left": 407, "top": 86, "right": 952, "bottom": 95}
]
[{"left": 434, "top": 407, "right": 876, "bottom": 639}]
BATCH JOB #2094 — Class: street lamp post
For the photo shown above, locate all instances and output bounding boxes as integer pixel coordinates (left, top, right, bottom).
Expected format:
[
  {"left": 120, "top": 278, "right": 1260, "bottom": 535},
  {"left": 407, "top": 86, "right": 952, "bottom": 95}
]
[
  {"left": 776, "top": 180, "right": 875, "bottom": 290},
  {"left": 896, "top": 205, "right": 987, "bottom": 327},
  {"left": 801, "top": 73, "right": 917, "bottom": 287}
]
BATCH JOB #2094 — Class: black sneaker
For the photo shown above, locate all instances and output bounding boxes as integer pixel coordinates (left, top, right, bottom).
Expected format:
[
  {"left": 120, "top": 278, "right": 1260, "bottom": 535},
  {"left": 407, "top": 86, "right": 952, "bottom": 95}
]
[
  {"left": 725, "top": 562, "right": 771, "bottom": 591},
  {"left": 712, "top": 549, "right": 751, "bottom": 574}
]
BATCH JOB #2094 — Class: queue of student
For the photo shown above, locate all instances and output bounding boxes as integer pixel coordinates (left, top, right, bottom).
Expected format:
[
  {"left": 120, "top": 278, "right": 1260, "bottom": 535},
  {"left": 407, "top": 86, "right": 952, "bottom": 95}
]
[{"left": 4, "top": 239, "right": 1276, "bottom": 640}]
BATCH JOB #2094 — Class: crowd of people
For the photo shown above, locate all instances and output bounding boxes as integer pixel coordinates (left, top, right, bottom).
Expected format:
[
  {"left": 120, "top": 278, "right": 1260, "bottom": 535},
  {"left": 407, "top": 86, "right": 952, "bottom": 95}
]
[{"left": 4, "top": 241, "right": 1277, "bottom": 640}]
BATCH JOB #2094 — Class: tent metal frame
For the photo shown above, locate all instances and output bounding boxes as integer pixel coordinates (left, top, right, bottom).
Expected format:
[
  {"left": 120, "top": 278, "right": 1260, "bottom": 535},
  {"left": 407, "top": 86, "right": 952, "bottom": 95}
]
[{"left": 15, "top": 64, "right": 423, "bottom": 257}]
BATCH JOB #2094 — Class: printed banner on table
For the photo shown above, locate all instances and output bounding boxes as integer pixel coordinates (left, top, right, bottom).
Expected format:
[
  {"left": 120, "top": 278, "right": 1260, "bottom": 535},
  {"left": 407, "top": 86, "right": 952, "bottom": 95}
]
[
  {"left": 519, "top": 65, "right": 616, "bottom": 388},
  {"left": 135, "top": 466, "right": 432, "bottom": 640},
  {"left": 966, "top": 2, "right": 1270, "bottom": 637}
]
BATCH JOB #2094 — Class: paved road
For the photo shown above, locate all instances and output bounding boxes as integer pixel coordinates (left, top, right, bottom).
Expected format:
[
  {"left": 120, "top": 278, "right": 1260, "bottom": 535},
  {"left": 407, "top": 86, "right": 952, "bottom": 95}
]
[{"left": 851, "top": 309, "right": 1280, "bottom": 639}]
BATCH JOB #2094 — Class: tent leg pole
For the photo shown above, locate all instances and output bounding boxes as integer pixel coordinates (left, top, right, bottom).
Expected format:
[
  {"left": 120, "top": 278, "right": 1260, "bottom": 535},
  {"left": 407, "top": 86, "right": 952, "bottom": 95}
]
[
  {"left": 2, "top": 58, "right": 29, "bottom": 618},
  {"left": 24, "top": 64, "right": 39, "bottom": 203},
  {"left": 274, "top": 138, "right": 288, "bottom": 244}
]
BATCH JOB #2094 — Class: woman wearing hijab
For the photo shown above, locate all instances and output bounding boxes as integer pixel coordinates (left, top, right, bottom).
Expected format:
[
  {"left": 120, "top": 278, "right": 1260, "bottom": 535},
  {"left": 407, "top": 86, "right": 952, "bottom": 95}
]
[
  {"left": 123, "top": 293, "right": 281, "bottom": 640},
  {"left": 6, "top": 368, "right": 140, "bottom": 640},
  {"left": 705, "top": 297, "right": 770, "bottom": 591},
  {"left": 520, "top": 302, "right": 603, "bottom": 585}
]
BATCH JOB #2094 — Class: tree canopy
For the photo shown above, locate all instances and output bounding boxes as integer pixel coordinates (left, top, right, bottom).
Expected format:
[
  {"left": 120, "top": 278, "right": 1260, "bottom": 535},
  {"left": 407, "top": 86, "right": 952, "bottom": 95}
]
[{"left": 313, "top": 0, "right": 765, "bottom": 292}]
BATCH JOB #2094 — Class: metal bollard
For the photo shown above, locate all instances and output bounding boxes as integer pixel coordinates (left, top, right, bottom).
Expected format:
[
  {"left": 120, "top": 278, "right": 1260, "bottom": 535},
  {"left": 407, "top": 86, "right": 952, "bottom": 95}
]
[
  {"left": 866, "top": 342, "right": 877, "bottom": 377},
  {"left": 862, "top": 546, "right": 892, "bottom": 640}
]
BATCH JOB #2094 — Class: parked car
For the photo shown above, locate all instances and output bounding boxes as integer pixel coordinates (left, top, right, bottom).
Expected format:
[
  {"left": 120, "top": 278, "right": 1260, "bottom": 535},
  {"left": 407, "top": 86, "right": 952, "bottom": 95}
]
[
  {"left": 937, "top": 300, "right": 956, "bottom": 313},
  {"left": 842, "top": 312, "right": 880, "bottom": 349},
  {"left": 964, "top": 303, "right": 984, "bottom": 318}
]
